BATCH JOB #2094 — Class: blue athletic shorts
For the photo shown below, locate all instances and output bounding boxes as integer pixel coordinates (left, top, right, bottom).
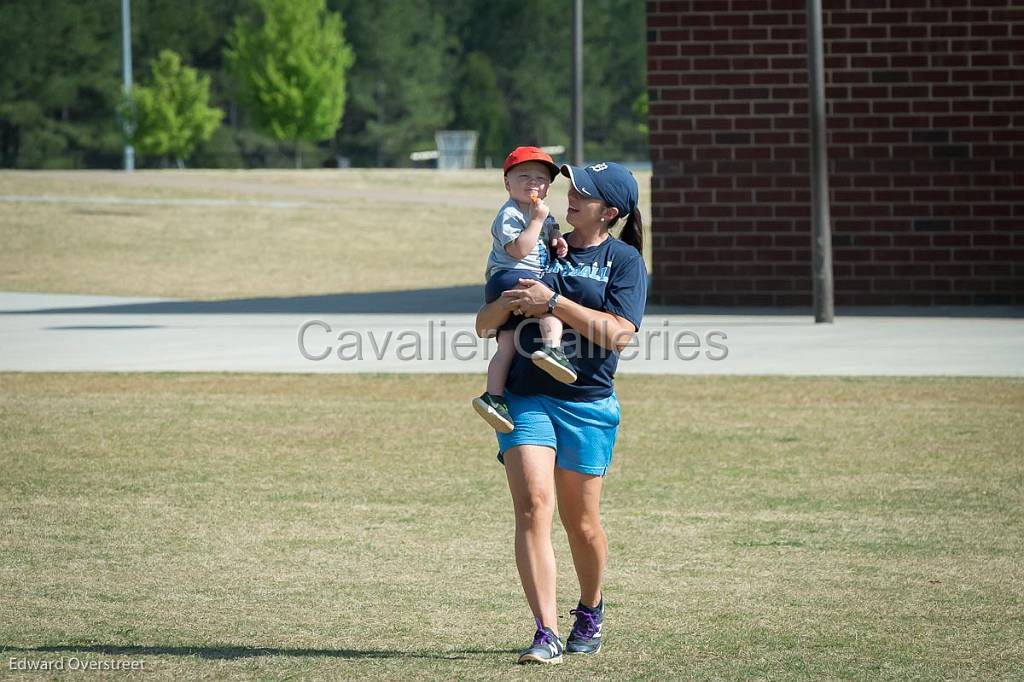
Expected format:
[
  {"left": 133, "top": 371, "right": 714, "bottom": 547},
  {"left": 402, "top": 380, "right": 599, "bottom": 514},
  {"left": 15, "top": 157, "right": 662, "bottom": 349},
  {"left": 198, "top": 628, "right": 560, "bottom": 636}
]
[
  {"left": 484, "top": 268, "right": 551, "bottom": 304},
  {"left": 496, "top": 391, "right": 621, "bottom": 476},
  {"left": 484, "top": 269, "right": 560, "bottom": 333}
]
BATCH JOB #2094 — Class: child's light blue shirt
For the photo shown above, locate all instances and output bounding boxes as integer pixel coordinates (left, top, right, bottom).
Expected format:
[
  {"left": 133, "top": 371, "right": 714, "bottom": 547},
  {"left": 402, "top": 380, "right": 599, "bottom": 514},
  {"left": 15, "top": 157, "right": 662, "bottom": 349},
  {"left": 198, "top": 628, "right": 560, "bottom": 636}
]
[{"left": 485, "top": 198, "right": 560, "bottom": 280}]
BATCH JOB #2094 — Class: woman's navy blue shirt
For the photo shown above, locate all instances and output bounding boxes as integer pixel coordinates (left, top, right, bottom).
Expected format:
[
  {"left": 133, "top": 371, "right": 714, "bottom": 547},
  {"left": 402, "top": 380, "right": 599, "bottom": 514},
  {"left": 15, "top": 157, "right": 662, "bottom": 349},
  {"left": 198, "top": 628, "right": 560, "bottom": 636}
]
[{"left": 505, "top": 235, "right": 648, "bottom": 402}]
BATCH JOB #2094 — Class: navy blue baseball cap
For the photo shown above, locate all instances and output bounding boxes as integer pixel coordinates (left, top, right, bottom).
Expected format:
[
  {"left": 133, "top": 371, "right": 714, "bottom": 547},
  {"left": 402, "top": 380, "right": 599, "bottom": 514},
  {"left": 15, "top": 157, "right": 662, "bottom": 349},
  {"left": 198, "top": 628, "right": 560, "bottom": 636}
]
[{"left": 560, "top": 162, "right": 639, "bottom": 217}]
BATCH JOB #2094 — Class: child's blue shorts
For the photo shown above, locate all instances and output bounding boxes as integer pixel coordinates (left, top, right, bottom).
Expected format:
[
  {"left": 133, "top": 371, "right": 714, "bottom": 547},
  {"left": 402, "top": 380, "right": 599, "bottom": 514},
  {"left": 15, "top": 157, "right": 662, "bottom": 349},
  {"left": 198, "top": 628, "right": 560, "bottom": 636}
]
[
  {"left": 485, "top": 268, "right": 558, "bottom": 303},
  {"left": 496, "top": 390, "right": 621, "bottom": 477},
  {"left": 484, "top": 269, "right": 559, "bottom": 332}
]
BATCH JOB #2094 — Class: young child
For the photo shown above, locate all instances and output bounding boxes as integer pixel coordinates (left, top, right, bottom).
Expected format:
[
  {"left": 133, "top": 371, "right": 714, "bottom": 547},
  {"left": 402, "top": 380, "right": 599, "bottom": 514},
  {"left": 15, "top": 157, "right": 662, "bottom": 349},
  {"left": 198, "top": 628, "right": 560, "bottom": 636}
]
[{"left": 472, "top": 146, "right": 577, "bottom": 433}]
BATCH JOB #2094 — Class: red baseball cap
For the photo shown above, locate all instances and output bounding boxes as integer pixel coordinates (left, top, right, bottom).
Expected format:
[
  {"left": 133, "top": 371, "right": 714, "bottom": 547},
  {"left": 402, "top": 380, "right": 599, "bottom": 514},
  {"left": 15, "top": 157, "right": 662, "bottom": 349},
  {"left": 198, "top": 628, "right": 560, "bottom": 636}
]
[{"left": 502, "top": 146, "right": 559, "bottom": 179}]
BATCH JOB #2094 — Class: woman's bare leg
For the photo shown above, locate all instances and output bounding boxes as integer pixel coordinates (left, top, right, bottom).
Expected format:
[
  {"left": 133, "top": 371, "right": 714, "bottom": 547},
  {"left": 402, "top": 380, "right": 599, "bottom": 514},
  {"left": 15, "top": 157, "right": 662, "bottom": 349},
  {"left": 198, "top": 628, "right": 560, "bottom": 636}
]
[
  {"left": 554, "top": 467, "right": 606, "bottom": 608},
  {"left": 503, "top": 444, "right": 559, "bottom": 633}
]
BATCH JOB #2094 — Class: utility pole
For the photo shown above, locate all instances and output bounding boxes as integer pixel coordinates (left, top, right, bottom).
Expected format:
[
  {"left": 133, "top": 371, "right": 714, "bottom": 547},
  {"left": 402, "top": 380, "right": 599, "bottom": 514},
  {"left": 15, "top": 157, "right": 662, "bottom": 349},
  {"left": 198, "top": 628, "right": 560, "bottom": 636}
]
[
  {"left": 571, "top": 0, "right": 583, "bottom": 166},
  {"left": 121, "top": 0, "right": 135, "bottom": 171},
  {"left": 806, "top": 0, "right": 833, "bottom": 322}
]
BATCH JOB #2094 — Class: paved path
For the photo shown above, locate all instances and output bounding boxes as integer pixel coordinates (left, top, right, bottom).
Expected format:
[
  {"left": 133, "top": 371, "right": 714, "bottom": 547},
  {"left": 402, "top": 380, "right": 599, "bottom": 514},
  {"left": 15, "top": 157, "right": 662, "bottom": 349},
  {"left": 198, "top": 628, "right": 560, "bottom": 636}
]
[{"left": 2, "top": 292, "right": 1020, "bottom": 376}]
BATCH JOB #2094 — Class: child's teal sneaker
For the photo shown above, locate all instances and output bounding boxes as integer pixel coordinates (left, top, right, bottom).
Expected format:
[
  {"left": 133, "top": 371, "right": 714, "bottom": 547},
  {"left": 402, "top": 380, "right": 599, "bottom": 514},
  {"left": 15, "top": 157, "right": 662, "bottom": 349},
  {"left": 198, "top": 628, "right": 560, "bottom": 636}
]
[
  {"left": 531, "top": 346, "right": 577, "bottom": 384},
  {"left": 472, "top": 392, "right": 514, "bottom": 433}
]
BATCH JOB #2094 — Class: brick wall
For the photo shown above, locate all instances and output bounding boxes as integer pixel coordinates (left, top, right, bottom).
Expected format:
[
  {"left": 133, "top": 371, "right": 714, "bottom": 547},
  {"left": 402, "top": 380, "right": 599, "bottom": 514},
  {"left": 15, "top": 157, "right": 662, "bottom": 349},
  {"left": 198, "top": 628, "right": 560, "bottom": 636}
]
[{"left": 646, "top": 0, "right": 1023, "bottom": 306}]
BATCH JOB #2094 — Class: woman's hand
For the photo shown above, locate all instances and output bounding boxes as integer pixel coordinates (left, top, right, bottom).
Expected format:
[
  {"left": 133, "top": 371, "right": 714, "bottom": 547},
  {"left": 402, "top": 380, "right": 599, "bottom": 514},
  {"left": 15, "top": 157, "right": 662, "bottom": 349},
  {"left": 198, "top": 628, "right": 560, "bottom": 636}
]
[
  {"left": 504, "top": 278, "right": 637, "bottom": 352},
  {"left": 501, "top": 279, "right": 554, "bottom": 318}
]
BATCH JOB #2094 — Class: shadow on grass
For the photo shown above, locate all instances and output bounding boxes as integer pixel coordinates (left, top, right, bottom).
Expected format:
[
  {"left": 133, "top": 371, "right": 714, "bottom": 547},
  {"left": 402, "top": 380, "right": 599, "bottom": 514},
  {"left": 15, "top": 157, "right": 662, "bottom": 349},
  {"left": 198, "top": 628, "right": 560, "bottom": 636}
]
[{"left": 0, "top": 643, "right": 517, "bottom": 662}]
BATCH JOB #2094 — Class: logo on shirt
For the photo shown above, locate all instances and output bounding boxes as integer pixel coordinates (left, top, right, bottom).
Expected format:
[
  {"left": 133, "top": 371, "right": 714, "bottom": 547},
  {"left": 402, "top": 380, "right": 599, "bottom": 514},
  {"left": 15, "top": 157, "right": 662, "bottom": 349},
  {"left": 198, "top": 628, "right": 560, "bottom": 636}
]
[{"left": 549, "top": 259, "right": 611, "bottom": 283}]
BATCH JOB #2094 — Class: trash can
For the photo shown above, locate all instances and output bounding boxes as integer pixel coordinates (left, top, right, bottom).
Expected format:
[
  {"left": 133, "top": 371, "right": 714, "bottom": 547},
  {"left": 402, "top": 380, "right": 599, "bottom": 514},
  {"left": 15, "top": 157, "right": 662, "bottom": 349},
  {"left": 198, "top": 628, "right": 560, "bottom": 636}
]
[{"left": 435, "top": 130, "right": 478, "bottom": 170}]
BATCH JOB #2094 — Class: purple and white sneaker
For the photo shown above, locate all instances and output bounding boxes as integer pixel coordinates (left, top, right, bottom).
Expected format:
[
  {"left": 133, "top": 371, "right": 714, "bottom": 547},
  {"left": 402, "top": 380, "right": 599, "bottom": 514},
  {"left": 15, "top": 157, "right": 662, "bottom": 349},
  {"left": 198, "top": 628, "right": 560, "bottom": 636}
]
[
  {"left": 565, "top": 598, "right": 603, "bottom": 655},
  {"left": 516, "top": 618, "right": 564, "bottom": 664}
]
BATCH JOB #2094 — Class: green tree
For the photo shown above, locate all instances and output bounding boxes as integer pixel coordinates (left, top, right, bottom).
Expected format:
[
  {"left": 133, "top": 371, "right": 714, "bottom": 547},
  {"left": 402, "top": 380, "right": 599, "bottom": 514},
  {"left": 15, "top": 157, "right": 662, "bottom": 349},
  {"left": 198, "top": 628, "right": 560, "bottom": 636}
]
[
  {"left": 226, "top": 0, "right": 354, "bottom": 168},
  {"left": 441, "top": 0, "right": 647, "bottom": 164},
  {"left": 0, "top": 0, "right": 120, "bottom": 168},
  {"left": 124, "top": 49, "right": 223, "bottom": 168},
  {"left": 455, "top": 52, "right": 508, "bottom": 166},
  {"left": 133, "top": 0, "right": 244, "bottom": 69},
  {"left": 580, "top": 0, "right": 648, "bottom": 161},
  {"left": 443, "top": 0, "right": 571, "bottom": 157},
  {"left": 334, "top": 0, "right": 452, "bottom": 166}
]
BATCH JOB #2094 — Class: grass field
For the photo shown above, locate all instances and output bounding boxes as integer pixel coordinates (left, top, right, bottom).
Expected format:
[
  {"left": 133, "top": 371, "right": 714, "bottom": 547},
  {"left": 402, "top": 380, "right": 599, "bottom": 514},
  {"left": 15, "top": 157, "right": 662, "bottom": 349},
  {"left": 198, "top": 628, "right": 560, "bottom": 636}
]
[
  {"left": 0, "top": 169, "right": 652, "bottom": 299},
  {"left": 2, "top": 170, "right": 1021, "bottom": 678},
  {"left": 2, "top": 373, "right": 1022, "bottom": 680}
]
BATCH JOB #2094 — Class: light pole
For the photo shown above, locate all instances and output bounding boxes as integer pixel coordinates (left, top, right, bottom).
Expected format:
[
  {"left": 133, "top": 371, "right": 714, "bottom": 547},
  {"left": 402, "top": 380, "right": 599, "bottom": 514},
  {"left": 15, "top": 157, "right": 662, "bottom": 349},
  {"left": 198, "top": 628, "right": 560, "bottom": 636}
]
[
  {"left": 807, "top": 0, "right": 833, "bottom": 322},
  {"left": 571, "top": 0, "right": 583, "bottom": 166},
  {"left": 121, "top": 0, "right": 134, "bottom": 171}
]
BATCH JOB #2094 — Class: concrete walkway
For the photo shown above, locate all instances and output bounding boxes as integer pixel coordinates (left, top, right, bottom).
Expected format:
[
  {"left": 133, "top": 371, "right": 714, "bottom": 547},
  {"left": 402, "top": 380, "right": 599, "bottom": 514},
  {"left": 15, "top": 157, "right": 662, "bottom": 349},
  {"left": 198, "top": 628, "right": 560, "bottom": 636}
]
[{"left": 1, "top": 292, "right": 1021, "bottom": 376}]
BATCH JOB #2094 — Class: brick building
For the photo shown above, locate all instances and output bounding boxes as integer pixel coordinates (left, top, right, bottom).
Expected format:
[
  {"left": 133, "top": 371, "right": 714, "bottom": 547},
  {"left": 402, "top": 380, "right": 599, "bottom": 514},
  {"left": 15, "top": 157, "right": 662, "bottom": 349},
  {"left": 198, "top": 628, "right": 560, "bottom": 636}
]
[{"left": 645, "top": 0, "right": 1023, "bottom": 306}]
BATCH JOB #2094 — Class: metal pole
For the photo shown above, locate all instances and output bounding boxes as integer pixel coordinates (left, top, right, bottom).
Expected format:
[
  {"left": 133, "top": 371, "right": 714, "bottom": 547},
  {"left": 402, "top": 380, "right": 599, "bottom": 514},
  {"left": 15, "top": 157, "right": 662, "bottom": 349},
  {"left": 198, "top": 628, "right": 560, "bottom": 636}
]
[
  {"left": 121, "top": 0, "right": 135, "bottom": 171},
  {"left": 571, "top": 0, "right": 583, "bottom": 166},
  {"left": 807, "top": 0, "right": 833, "bottom": 322}
]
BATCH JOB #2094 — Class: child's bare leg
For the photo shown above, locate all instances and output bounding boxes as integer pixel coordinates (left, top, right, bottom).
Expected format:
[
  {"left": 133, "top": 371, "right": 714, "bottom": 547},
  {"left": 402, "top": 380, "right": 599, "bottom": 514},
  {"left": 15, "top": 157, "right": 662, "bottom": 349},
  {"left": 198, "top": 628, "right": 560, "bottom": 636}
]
[
  {"left": 486, "top": 329, "right": 517, "bottom": 395},
  {"left": 531, "top": 314, "right": 577, "bottom": 384},
  {"left": 538, "top": 314, "right": 563, "bottom": 348}
]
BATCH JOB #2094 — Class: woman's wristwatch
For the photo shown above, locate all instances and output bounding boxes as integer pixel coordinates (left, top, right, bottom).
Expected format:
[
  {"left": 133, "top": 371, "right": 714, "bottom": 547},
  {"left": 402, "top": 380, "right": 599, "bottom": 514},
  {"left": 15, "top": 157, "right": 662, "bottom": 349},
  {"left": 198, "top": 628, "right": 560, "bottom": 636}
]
[{"left": 547, "top": 293, "right": 560, "bottom": 314}]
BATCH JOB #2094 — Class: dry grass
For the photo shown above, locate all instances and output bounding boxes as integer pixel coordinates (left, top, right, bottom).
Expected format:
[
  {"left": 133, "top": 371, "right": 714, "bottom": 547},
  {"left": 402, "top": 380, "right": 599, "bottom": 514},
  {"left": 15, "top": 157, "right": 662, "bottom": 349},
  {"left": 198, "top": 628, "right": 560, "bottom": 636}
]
[
  {"left": 0, "top": 200, "right": 492, "bottom": 298},
  {"left": 0, "top": 169, "right": 653, "bottom": 299},
  {"left": 1, "top": 373, "right": 1021, "bottom": 680}
]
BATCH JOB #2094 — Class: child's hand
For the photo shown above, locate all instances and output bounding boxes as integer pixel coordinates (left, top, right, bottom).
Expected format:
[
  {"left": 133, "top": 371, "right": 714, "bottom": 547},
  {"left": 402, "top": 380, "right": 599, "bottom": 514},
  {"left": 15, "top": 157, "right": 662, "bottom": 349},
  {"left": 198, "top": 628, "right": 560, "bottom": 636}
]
[
  {"left": 552, "top": 236, "right": 568, "bottom": 258},
  {"left": 529, "top": 197, "right": 550, "bottom": 222}
]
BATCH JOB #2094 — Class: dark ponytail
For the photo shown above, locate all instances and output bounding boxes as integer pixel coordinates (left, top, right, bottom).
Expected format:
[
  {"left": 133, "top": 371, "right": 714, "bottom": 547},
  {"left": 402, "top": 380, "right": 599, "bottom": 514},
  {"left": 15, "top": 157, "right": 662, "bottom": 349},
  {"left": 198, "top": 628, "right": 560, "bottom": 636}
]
[{"left": 611, "top": 208, "right": 644, "bottom": 254}]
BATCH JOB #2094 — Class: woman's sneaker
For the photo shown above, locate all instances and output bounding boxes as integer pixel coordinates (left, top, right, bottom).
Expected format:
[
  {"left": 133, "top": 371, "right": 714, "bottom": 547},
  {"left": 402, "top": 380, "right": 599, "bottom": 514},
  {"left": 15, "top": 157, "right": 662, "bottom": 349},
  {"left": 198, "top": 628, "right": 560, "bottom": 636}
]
[
  {"left": 565, "top": 599, "right": 603, "bottom": 655},
  {"left": 472, "top": 392, "right": 514, "bottom": 433},
  {"left": 531, "top": 346, "right": 577, "bottom": 384},
  {"left": 517, "top": 620, "right": 564, "bottom": 664}
]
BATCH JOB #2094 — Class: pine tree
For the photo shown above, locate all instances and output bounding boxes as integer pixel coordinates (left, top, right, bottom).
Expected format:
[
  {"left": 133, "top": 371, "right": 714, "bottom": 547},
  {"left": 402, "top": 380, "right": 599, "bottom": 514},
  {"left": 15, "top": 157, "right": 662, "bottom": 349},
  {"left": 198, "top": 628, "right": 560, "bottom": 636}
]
[
  {"left": 580, "top": 0, "right": 648, "bottom": 160},
  {"left": 455, "top": 52, "right": 509, "bottom": 166},
  {"left": 335, "top": 0, "right": 452, "bottom": 167},
  {"left": 0, "top": 0, "right": 119, "bottom": 168},
  {"left": 446, "top": 0, "right": 571, "bottom": 156}
]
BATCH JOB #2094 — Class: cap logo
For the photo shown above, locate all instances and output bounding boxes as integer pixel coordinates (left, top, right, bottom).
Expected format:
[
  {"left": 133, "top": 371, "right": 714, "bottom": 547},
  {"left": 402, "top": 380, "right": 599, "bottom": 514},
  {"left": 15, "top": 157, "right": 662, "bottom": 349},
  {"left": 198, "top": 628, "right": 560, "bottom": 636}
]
[{"left": 589, "top": 163, "right": 608, "bottom": 172}]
